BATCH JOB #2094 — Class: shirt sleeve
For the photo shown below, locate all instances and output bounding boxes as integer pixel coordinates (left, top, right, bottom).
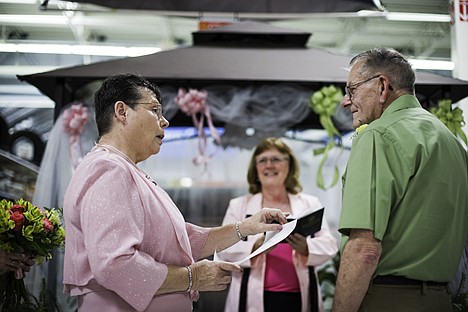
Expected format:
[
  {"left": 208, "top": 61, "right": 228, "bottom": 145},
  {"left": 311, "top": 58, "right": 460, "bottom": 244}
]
[
  {"left": 185, "top": 223, "right": 210, "bottom": 261},
  {"left": 338, "top": 129, "right": 410, "bottom": 240}
]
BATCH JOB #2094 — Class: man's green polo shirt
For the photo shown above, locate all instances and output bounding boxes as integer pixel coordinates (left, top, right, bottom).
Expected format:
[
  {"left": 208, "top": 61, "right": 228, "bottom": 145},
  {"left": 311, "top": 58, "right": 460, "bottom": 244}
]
[{"left": 339, "top": 95, "right": 468, "bottom": 281}]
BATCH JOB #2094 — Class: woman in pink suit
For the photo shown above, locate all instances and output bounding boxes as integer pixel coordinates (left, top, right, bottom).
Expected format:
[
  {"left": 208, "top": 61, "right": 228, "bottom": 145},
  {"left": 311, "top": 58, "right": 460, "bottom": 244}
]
[
  {"left": 218, "top": 138, "right": 338, "bottom": 312},
  {"left": 62, "top": 74, "right": 287, "bottom": 312}
]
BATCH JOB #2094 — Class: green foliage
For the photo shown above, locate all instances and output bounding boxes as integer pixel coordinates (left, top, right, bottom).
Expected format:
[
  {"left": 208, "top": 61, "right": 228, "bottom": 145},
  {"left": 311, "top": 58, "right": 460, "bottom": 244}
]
[
  {"left": 431, "top": 99, "right": 467, "bottom": 146},
  {"left": 309, "top": 85, "right": 343, "bottom": 190},
  {"left": 317, "top": 254, "right": 340, "bottom": 311}
]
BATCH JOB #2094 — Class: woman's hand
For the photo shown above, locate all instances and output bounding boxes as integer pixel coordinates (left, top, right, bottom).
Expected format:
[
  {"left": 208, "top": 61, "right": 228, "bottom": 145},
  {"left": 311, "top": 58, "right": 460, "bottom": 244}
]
[
  {"left": 191, "top": 259, "right": 243, "bottom": 291},
  {"left": 0, "top": 250, "right": 35, "bottom": 275},
  {"left": 286, "top": 233, "right": 309, "bottom": 256},
  {"left": 240, "top": 208, "right": 287, "bottom": 237}
]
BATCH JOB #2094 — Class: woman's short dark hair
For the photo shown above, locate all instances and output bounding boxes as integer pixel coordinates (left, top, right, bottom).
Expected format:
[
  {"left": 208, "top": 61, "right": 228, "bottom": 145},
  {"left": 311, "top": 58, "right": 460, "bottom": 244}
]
[
  {"left": 94, "top": 73, "right": 161, "bottom": 137},
  {"left": 247, "top": 137, "right": 302, "bottom": 194}
]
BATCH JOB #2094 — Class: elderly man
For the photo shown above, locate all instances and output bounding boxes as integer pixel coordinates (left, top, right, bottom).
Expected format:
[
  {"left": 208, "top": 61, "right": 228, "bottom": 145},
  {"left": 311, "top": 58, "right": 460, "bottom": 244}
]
[{"left": 333, "top": 47, "right": 468, "bottom": 312}]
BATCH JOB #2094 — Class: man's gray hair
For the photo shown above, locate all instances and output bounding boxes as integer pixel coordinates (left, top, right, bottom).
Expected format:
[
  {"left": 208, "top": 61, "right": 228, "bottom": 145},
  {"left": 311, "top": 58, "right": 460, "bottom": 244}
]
[{"left": 350, "top": 47, "right": 415, "bottom": 94}]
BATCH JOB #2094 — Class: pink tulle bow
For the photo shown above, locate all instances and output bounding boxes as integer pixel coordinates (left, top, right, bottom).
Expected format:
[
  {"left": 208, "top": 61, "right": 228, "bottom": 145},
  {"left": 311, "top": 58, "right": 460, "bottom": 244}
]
[
  {"left": 174, "top": 88, "right": 221, "bottom": 171},
  {"left": 63, "top": 103, "right": 89, "bottom": 169}
]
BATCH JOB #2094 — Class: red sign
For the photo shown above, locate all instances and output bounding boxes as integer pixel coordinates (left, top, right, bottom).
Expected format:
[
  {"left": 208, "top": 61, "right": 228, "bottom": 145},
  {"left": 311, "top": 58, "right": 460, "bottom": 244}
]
[
  {"left": 198, "top": 21, "right": 232, "bottom": 30},
  {"left": 460, "top": 0, "right": 468, "bottom": 21}
]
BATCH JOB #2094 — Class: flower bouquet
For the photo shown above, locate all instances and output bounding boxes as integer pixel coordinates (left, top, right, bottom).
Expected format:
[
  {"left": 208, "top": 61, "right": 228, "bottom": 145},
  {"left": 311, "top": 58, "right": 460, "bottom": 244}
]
[{"left": 0, "top": 198, "right": 65, "bottom": 311}]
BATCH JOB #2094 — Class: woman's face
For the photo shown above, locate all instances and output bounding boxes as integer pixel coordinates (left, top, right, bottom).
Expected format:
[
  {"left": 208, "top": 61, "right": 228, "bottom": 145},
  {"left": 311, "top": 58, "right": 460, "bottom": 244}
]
[
  {"left": 126, "top": 89, "right": 169, "bottom": 162},
  {"left": 255, "top": 148, "right": 290, "bottom": 189}
]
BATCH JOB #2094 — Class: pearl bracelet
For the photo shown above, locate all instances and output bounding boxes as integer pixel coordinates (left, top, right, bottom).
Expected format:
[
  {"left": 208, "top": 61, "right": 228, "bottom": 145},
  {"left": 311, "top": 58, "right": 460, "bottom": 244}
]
[
  {"left": 186, "top": 265, "right": 193, "bottom": 292},
  {"left": 235, "top": 221, "right": 247, "bottom": 241}
]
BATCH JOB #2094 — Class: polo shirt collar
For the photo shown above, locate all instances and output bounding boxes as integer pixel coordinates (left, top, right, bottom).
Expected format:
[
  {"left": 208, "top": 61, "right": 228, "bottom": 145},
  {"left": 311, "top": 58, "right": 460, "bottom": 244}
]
[{"left": 381, "top": 94, "right": 421, "bottom": 118}]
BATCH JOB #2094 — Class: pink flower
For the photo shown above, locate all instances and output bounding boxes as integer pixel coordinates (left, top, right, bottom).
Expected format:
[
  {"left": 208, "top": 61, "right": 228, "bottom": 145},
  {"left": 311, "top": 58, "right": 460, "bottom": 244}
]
[
  {"left": 63, "top": 103, "right": 89, "bottom": 137},
  {"left": 174, "top": 88, "right": 208, "bottom": 116},
  {"left": 11, "top": 204, "right": 25, "bottom": 213},
  {"left": 42, "top": 218, "right": 54, "bottom": 232},
  {"left": 10, "top": 211, "right": 25, "bottom": 231}
]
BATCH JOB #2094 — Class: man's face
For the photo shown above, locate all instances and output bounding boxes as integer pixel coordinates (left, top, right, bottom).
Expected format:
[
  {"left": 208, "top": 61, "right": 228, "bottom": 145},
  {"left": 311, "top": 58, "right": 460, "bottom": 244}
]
[{"left": 342, "top": 62, "right": 383, "bottom": 129}]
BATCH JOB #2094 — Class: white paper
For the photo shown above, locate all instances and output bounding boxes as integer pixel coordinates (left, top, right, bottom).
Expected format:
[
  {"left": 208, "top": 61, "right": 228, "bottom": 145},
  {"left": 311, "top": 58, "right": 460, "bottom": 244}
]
[{"left": 214, "top": 220, "right": 297, "bottom": 265}]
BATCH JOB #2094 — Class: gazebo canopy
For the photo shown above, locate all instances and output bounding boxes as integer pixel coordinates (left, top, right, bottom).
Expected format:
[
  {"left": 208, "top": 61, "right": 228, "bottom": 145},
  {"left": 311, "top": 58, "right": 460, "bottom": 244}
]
[{"left": 17, "top": 22, "right": 468, "bottom": 129}]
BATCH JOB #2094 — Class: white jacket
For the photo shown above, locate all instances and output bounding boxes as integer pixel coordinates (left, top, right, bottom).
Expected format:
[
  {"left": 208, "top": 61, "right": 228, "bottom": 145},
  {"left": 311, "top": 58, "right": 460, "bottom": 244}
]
[{"left": 218, "top": 193, "right": 338, "bottom": 312}]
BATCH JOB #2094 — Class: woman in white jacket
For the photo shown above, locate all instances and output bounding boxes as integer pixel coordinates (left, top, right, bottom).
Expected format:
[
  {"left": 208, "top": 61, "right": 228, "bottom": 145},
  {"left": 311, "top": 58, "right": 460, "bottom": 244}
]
[{"left": 218, "top": 137, "right": 338, "bottom": 312}]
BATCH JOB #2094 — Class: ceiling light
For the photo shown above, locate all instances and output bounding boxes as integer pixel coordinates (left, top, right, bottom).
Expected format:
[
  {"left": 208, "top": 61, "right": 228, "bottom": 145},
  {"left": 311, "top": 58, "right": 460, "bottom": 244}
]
[
  {"left": 409, "top": 59, "right": 455, "bottom": 71},
  {"left": 385, "top": 12, "right": 451, "bottom": 22},
  {"left": 0, "top": 0, "right": 38, "bottom": 3},
  {"left": 0, "top": 43, "right": 161, "bottom": 57},
  {"left": 0, "top": 14, "right": 69, "bottom": 25},
  {"left": 356, "top": 10, "right": 451, "bottom": 22},
  {"left": 0, "top": 96, "right": 54, "bottom": 108}
]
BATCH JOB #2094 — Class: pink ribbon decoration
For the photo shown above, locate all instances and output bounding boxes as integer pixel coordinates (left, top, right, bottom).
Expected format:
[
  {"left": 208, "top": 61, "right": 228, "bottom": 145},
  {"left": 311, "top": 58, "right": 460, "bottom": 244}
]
[
  {"left": 62, "top": 103, "right": 89, "bottom": 169},
  {"left": 174, "top": 88, "right": 221, "bottom": 169}
]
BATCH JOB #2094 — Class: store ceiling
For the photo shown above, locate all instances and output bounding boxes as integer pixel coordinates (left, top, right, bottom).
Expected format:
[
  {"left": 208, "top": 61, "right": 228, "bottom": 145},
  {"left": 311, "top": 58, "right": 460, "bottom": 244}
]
[
  {"left": 0, "top": 0, "right": 452, "bottom": 63},
  {"left": 0, "top": 0, "right": 455, "bottom": 140}
]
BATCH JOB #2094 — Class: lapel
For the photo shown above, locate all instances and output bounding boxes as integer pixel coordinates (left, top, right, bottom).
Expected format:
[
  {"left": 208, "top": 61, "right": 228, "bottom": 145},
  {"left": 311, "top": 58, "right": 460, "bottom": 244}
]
[
  {"left": 132, "top": 164, "right": 194, "bottom": 264},
  {"left": 243, "top": 193, "right": 263, "bottom": 218}
]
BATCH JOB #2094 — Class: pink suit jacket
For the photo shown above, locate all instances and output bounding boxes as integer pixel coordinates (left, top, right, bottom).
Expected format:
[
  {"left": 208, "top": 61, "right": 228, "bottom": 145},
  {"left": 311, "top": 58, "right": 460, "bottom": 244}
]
[
  {"left": 218, "top": 193, "right": 338, "bottom": 312},
  {"left": 63, "top": 148, "right": 209, "bottom": 312}
]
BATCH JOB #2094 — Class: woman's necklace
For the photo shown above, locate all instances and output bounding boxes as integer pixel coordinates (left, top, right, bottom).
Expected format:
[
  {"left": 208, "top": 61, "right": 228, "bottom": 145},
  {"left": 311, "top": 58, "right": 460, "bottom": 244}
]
[{"left": 93, "top": 143, "right": 157, "bottom": 185}]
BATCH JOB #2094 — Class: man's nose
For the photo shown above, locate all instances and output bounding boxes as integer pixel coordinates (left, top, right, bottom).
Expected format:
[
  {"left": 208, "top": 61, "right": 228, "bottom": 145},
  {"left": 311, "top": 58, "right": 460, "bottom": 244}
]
[{"left": 341, "top": 94, "right": 351, "bottom": 108}]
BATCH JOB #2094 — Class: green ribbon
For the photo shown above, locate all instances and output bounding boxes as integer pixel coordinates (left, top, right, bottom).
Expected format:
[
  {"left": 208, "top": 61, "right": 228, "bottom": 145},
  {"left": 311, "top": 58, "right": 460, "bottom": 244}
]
[
  {"left": 430, "top": 99, "right": 467, "bottom": 146},
  {"left": 309, "top": 85, "right": 343, "bottom": 190}
]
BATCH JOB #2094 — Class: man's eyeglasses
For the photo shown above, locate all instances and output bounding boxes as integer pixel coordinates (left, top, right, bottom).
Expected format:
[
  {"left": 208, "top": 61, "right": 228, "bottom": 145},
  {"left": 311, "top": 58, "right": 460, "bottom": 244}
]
[
  {"left": 134, "top": 102, "right": 164, "bottom": 120},
  {"left": 345, "top": 75, "right": 381, "bottom": 99},
  {"left": 256, "top": 156, "right": 289, "bottom": 166}
]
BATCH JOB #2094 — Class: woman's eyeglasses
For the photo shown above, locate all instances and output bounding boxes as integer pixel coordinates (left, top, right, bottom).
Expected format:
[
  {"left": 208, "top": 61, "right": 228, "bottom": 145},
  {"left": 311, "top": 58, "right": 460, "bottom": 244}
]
[
  {"left": 256, "top": 156, "right": 289, "bottom": 166},
  {"left": 134, "top": 102, "right": 164, "bottom": 120}
]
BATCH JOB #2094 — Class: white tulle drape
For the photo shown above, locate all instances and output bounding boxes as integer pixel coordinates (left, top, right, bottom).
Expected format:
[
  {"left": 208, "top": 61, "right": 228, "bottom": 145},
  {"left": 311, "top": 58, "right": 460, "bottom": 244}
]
[
  {"left": 28, "top": 104, "right": 98, "bottom": 311},
  {"left": 160, "top": 84, "right": 314, "bottom": 149}
]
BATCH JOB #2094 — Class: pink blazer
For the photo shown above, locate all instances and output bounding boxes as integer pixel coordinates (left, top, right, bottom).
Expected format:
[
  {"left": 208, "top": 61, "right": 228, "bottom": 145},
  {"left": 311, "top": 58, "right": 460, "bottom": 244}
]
[
  {"left": 63, "top": 148, "right": 209, "bottom": 311},
  {"left": 218, "top": 193, "right": 338, "bottom": 312}
]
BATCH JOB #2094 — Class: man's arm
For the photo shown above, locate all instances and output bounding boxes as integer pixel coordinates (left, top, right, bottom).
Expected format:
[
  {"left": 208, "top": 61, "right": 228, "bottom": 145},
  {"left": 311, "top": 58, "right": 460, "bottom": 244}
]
[{"left": 332, "top": 229, "right": 381, "bottom": 312}]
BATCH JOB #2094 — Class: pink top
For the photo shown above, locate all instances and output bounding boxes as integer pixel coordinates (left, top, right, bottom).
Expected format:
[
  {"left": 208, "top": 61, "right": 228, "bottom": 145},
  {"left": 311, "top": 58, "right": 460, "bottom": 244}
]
[
  {"left": 264, "top": 243, "right": 300, "bottom": 292},
  {"left": 63, "top": 147, "right": 209, "bottom": 312}
]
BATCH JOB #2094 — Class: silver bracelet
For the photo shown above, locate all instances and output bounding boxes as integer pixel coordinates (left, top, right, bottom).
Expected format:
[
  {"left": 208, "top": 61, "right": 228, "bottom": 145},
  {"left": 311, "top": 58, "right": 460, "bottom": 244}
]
[
  {"left": 186, "top": 265, "right": 193, "bottom": 292},
  {"left": 235, "top": 221, "right": 247, "bottom": 241}
]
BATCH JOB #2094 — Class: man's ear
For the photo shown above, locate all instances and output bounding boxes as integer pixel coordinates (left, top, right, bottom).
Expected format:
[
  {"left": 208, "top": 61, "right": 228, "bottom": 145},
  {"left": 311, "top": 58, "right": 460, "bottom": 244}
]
[
  {"left": 379, "top": 76, "right": 392, "bottom": 104},
  {"left": 115, "top": 101, "right": 127, "bottom": 123}
]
